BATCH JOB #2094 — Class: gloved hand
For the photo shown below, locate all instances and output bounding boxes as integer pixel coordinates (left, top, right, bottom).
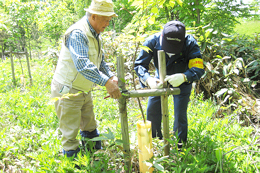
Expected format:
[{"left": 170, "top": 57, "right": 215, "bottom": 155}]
[
  {"left": 164, "top": 73, "right": 186, "bottom": 87},
  {"left": 146, "top": 77, "right": 163, "bottom": 89}
]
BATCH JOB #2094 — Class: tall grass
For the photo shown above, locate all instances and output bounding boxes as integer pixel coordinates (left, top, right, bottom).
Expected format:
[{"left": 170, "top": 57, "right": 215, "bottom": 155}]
[{"left": 0, "top": 57, "right": 259, "bottom": 172}]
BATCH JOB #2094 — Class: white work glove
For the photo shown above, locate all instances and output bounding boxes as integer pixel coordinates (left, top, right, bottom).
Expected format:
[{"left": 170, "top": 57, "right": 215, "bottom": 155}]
[
  {"left": 164, "top": 73, "right": 186, "bottom": 87},
  {"left": 146, "top": 77, "right": 163, "bottom": 89}
]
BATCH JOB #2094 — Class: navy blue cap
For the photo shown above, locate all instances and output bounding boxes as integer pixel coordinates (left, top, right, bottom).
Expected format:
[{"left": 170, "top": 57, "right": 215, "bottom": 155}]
[{"left": 161, "top": 21, "right": 186, "bottom": 54}]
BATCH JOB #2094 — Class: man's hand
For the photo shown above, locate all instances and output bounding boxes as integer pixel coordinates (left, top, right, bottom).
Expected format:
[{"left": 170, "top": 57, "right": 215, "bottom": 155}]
[
  {"left": 110, "top": 76, "right": 118, "bottom": 84},
  {"left": 164, "top": 73, "right": 186, "bottom": 87},
  {"left": 146, "top": 77, "right": 163, "bottom": 89},
  {"left": 105, "top": 76, "right": 121, "bottom": 99}
]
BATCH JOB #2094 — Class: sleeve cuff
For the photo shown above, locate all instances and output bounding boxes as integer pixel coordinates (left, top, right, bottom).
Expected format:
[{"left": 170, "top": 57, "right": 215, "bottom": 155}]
[
  {"left": 140, "top": 73, "right": 151, "bottom": 86},
  {"left": 183, "top": 71, "right": 192, "bottom": 84},
  {"left": 96, "top": 73, "right": 110, "bottom": 86},
  {"left": 107, "top": 71, "right": 115, "bottom": 79}
]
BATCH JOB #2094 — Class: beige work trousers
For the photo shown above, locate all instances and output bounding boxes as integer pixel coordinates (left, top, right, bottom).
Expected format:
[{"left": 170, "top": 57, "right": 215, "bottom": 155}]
[{"left": 51, "top": 79, "right": 97, "bottom": 151}]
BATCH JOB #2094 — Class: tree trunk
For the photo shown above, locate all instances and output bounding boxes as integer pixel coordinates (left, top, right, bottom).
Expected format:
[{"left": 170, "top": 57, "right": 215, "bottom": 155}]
[
  {"left": 196, "top": 0, "right": 200, "bottom": 24},
  {"left": 25, "top": 48, "right": 33, "bottom": 86},
  {"left": 10, "top": 48, "right": 16, "bottom": 86},
  {"left": 1, "top": 45, "right": 4, "bottom": 62}
]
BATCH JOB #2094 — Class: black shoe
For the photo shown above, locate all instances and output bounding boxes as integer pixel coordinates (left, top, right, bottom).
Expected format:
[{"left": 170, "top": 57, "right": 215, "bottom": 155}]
[
  {"left": 81, "top": 139, "right": 102, "bottom": 151},
  {"left": 80, "top": 129, "right": 102, "bottom": 150},
  {"left": 63, "top": 147, "right": 80, "bottom": 158}
]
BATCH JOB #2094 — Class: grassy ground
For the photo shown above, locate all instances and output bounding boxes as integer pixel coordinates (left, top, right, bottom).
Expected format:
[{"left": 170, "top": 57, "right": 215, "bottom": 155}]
[
  {"left": 0, "top": 57, "right": 259, "bottom": 172},
  {"left": 234, "top": 18, "right": 260, "bottom": 37}
]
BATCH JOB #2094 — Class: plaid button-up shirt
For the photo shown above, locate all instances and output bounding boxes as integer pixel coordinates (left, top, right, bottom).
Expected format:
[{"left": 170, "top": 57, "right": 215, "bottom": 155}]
[{"left": 65, "top": 17, "right": 114, "bottom": 86}]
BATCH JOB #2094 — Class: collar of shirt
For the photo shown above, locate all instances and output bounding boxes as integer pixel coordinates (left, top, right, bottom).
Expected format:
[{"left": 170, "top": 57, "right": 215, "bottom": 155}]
[{"left": 87, "top": 17, "right": 99, "bottom": 40}]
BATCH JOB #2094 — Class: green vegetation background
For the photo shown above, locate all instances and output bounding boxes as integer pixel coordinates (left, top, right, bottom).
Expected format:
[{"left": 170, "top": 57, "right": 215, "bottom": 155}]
[
  {"left": 0, "top": 0, "right": 260, "bottom": 171},
  {"left": 0, "top": 20, "right": 259, "bottom": 172}
]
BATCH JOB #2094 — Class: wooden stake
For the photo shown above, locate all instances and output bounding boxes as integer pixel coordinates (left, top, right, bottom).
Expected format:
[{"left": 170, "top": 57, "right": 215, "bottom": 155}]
[
  {"left": 10, "top": 48, "right": 16, "bottom": 86},
  {"left": 122, "top": 88, "right": 180, "bottom": 98},
  {"left": 25, "top": 48, "right": 33, "bottom": 86},
  {"left": 1, "top": 46, "right": 4, "bottom": 62},
  {"left": 117, "top": 52, "right": 180, "bottom": 169},
  {"left": 158, "top": 50, "right": 170, "bottom": 156},
  {"left": 117, "top": 56, "right": 131, "bottom": 172}
]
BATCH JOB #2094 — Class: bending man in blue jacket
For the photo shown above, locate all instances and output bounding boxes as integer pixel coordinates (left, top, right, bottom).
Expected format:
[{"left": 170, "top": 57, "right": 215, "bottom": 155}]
[{"left": 134, "top": 21, "right": 205, "bottom": 149}]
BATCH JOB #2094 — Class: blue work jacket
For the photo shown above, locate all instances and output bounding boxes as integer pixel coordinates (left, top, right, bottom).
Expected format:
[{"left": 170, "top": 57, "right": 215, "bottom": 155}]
[{"left": 134, "top": 32, "right": 205, "bottom": 88}]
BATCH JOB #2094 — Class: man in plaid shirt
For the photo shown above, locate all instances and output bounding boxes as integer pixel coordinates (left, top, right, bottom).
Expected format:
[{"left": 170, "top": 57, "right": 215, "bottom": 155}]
[{"left": 51, "top": 0, "right": 121, "bottom": 158}]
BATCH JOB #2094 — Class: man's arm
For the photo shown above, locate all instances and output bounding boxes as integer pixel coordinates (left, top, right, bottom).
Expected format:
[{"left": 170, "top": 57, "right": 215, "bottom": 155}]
[
  {"left": 183, "top": 35, "right": 205, "bottom": 83},
  {"left": 134, "top": 37, "right": 155, "bottom": 88},
  {"left": 99, "top": 53, "right": 114, "bottom": 78},
  {"left": 66, "top": 30, "right": 121, "bottom": 98}
]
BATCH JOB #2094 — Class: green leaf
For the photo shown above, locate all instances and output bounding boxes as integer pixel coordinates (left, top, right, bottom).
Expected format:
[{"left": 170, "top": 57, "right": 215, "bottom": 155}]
[
  {"left": 233, "top": 68, "right": 239, "bottom": 75},
  {"left": 115, "top": 139, "right": 124, "bottom": 144},
  {"left": 151, "top": 7, "right": 159, "bottom": 14},
  {"left": 100, "top": 128, "right": 115, "bottom": 140},
  {"left": 154, "top": 156, "right": 169, "bottom": 163},
  {"left": 128, "top": 29, "right": 136, "bottom": 34},
  {"left": 135, "top": 36, "right": 145, "bottom": 42},
  {"left": 223, "top": 65, "right": 228, "bottom": 76},
  {"left": 235, "top": 58, "right": 244, "bottom": 69},
  {"left": 201, "top": 42, "right": 206, "bottom": 52},
  {"left": 153, "top": 163, "right": 164, "bottom": 171},
  {"left": 222, "top": 38, "right": 232, "bottom": 42},
  {"left": 242, "top": 78, "right": 250, "bottom": 82},
  {"left": 107, "top": 128, "right": 115, "bottom": 138},
  {"left": 169, "top": 0, "right": 176, "bottom": 7},
  {"left": 223, "top": 56, "right": 231, "bottom": 60},
  {"left": 215, "top": 148, "right": 222, "bottom": 161},
  {"left": 205, "top": 31, "right": 211, "bottom": 38},
  {"left": 148, "top": 16, "right": 155, "bottom": 24},
  {"left": 251, "top": 81, "right": 257, "bottom": 88},
  {"left": 216, "top": 55, "right": 222, "bottom": 59},
  {"left": 215, "top": 88, "right": 228, "bottom": 97},
  {"left": 120, "top": 78, "right": 126, "bottom": 83},
  {"left": 140, "top": 45, "right": 153, "bottom": 53},
  {"left": 90, "top": 136, "right": 107, "bottom": 141},
  {"left": 132, "top": 0, "right": 143, "bottom": 7},
  {"left": 176, "top": 0, "right": 183, "bottom": 7}
]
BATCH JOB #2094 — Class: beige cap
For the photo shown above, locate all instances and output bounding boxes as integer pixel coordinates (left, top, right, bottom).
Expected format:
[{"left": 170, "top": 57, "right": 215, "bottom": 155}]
[{"left": 85, "top": 0, "right": 117, "bottom": 17}]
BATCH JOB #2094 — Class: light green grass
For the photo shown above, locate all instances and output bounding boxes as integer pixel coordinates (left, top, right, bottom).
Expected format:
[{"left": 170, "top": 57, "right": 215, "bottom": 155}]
[
  {"left": 234, "top": 19, "right": 260, "bottom": 37},
  {"left": 0, "top": 58, "right": 259, "bottom": 172}
]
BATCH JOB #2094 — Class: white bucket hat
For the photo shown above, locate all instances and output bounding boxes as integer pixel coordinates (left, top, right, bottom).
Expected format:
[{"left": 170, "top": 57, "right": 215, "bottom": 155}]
[{"left": 85, "top": 0, "right": 117, "bottom": 17}]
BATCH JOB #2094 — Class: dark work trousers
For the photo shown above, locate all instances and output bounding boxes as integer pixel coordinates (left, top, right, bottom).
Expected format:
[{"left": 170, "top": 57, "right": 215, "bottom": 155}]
[{"left": 147, "top": 83, "right": 192, "bottom": 142}]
